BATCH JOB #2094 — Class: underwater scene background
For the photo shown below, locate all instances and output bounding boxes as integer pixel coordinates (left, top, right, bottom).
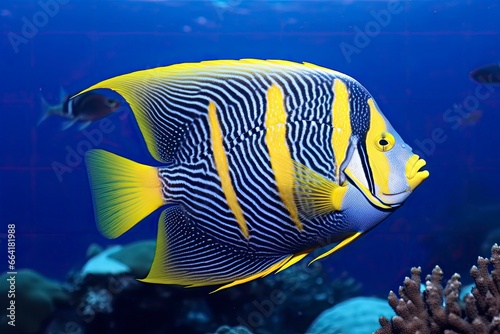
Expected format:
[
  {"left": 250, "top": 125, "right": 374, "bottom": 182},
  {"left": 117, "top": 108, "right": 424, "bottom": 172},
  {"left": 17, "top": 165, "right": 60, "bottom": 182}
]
[{"left": 1, "top": 1, "right": 500, "bottom": 333}]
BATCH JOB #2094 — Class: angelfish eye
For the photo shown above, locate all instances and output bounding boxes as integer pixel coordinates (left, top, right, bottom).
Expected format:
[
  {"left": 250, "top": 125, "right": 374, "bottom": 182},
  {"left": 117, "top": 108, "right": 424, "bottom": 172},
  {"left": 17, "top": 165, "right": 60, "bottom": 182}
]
[{"left": 375, "top": 132, "right": 395, "bottom": 152}]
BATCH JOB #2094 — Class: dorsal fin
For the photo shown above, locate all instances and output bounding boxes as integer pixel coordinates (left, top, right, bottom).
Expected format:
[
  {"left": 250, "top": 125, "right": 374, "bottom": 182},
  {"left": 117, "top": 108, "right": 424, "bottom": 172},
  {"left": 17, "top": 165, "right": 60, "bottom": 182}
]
[
  {"left": 71, "top": 59, "right": 342, "bottom": 162},
  {"left": 72, "top": 70, "right": 176, "bottom": 162}
]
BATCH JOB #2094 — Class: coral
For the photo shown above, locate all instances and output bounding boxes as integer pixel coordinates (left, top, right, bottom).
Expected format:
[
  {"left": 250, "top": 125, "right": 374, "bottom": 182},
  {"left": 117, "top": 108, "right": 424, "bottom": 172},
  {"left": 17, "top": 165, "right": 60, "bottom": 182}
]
[
  {"left": 107, "top": 240, "right": 155, "bottom": 278},
  {"left": 86, "top": 243, "right": 104, "bottom": 258},
  {"left": 0, "top": 269, "right": 69, "bottom": 334},
  {"left": 81, "top": 246, "right": 130, "bottom": 277},
  {"left": 307, "top": 297, "right": 394, "bottom": 334},
  {"left": 212, "top": 260, "right": 361, "bottom": 334},
  {"left": 78, "top": 287, "right": 114, "bottom": 318},
  {"left": 260, "top": 261, "right": 360, "bottom": 315},
  {"left": 65, "top": 267, "right": 223, "bottom": 334},
  {"left": 81, "top": 240, "right": 155, "bottom": 278},
  {"left": 376, "top": 243, "right": 500, "bottom": 334},
  {"left": 38, "top": 241, "right": 361, "bottom": 334}
]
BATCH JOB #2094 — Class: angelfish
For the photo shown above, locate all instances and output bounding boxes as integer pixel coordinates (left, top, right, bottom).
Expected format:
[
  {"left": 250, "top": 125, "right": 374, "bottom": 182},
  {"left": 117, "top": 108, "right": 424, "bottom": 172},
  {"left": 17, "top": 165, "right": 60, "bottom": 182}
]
[{"left": 76, "top": 59, "right": 429, "bottom": 292}]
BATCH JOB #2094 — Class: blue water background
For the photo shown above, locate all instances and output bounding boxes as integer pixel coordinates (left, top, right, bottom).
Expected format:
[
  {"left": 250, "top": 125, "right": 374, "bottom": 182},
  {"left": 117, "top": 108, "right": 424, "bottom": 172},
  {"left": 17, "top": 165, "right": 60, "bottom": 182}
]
[{"left": 1, "top": 0, "right": 500, "bottom": 298}]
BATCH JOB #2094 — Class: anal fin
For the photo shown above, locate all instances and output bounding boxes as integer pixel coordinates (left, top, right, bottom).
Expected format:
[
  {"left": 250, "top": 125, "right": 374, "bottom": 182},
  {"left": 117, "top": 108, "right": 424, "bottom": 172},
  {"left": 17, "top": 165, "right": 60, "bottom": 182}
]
[
  {"left": 275, "top": 249, "right": 312, "bottom": 273},
  {"left": 309, "top": 232, "right": 363, "bottom": 264},
  {"left": 213, "top": 248, "right": 316, "bottom": 292},
  {"left": 210, "top": 255, "right": 294, "bottom": 293},
  {"left": 140, "top": 206, "right": 298, "bottom": 292}
]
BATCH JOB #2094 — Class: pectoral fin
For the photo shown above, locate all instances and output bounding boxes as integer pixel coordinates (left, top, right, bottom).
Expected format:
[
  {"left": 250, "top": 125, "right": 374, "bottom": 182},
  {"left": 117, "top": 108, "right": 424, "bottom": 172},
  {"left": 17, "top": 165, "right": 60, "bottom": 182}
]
[{"left": 290, "top": 159, "right": 348, "bottom": 220}]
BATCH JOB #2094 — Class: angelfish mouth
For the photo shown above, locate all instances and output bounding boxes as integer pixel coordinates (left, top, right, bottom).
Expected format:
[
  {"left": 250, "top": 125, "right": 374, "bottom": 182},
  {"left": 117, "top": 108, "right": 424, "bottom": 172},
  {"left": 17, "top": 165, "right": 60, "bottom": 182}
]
[{"left": 405, "top": 154, "right": 429, "bottom": 190}]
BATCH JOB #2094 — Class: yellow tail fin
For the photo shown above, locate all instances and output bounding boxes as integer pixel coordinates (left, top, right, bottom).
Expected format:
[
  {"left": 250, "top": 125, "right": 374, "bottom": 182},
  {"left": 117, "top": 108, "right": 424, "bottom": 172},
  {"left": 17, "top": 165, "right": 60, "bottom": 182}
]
[{"left": 85, "top": 149, "right": 165, "bottom": 239}]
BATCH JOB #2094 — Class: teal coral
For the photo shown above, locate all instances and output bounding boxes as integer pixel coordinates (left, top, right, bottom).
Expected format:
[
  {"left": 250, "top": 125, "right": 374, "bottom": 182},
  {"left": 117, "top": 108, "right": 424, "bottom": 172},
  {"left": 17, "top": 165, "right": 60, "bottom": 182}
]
[
  {"left": 81, "top": 240, "right": 155, "bottom": 278},
  {"left": 0, "top": 269, "right": 69, "bottom": 334},
  {"left": 307, "top": 297, "right": 394, "bottom": 334},
  {"left": 107, "top": 240, "right": 155, "bottom": 278}
]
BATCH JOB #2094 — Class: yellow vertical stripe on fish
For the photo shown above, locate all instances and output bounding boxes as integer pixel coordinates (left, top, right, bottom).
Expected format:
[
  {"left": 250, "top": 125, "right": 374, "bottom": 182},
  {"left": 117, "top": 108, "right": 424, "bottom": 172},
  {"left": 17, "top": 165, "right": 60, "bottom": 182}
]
[
  {"left": 208, "top": 101, "right": 249, "bottom": 239},
  {"left": 265, "top": 84, "right": 303, "bottom": 231},
  {"left": 331, "top": 79, "right": 352, "bottom": 182},
  {"left": 366, "top": 98, "right": 391, "bottom": 195}
]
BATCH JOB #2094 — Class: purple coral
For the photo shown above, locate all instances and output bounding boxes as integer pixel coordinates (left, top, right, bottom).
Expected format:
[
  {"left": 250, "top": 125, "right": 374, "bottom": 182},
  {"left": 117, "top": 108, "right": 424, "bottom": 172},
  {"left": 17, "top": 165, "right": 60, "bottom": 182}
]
[{"left": 376, "top": 244, "right": 500, "bottom": 334}]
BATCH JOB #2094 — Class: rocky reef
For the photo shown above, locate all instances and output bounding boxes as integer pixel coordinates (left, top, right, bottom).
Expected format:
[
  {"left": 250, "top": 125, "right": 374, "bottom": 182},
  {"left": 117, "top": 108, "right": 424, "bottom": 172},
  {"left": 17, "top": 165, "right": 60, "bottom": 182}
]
[
  {"left": 6, "top": 241, "right": 500, "bottom": 333},
  {"left": 0, "top": 240, "right": 360, "bottom": 334},
  {"left": 0, "top": 270, "right": 70, "bottom": 334}
]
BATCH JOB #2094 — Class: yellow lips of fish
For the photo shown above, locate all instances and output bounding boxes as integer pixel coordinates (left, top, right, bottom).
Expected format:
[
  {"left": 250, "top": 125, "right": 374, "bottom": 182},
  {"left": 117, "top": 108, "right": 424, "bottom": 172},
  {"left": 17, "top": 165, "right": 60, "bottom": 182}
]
[{"left": 405, "top": 154, "right": 429, "bottom": 190}]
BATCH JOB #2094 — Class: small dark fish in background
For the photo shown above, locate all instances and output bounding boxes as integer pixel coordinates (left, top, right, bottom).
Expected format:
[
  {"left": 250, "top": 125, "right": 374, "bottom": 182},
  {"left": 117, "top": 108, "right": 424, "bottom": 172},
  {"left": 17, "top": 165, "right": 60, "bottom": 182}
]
[
  {"left": 38, "top": 89, "right": 121, "bottom": 130},
  {"left": 470, "top": 63, "right": 500, "bottom": 84}
]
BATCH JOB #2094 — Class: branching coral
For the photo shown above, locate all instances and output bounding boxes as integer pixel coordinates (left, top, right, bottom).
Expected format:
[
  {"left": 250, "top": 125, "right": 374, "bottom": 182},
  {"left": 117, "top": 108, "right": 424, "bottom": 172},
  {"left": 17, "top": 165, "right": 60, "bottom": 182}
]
[{"left": 376, "top": 244, "right": 500, "bottom": 334}]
